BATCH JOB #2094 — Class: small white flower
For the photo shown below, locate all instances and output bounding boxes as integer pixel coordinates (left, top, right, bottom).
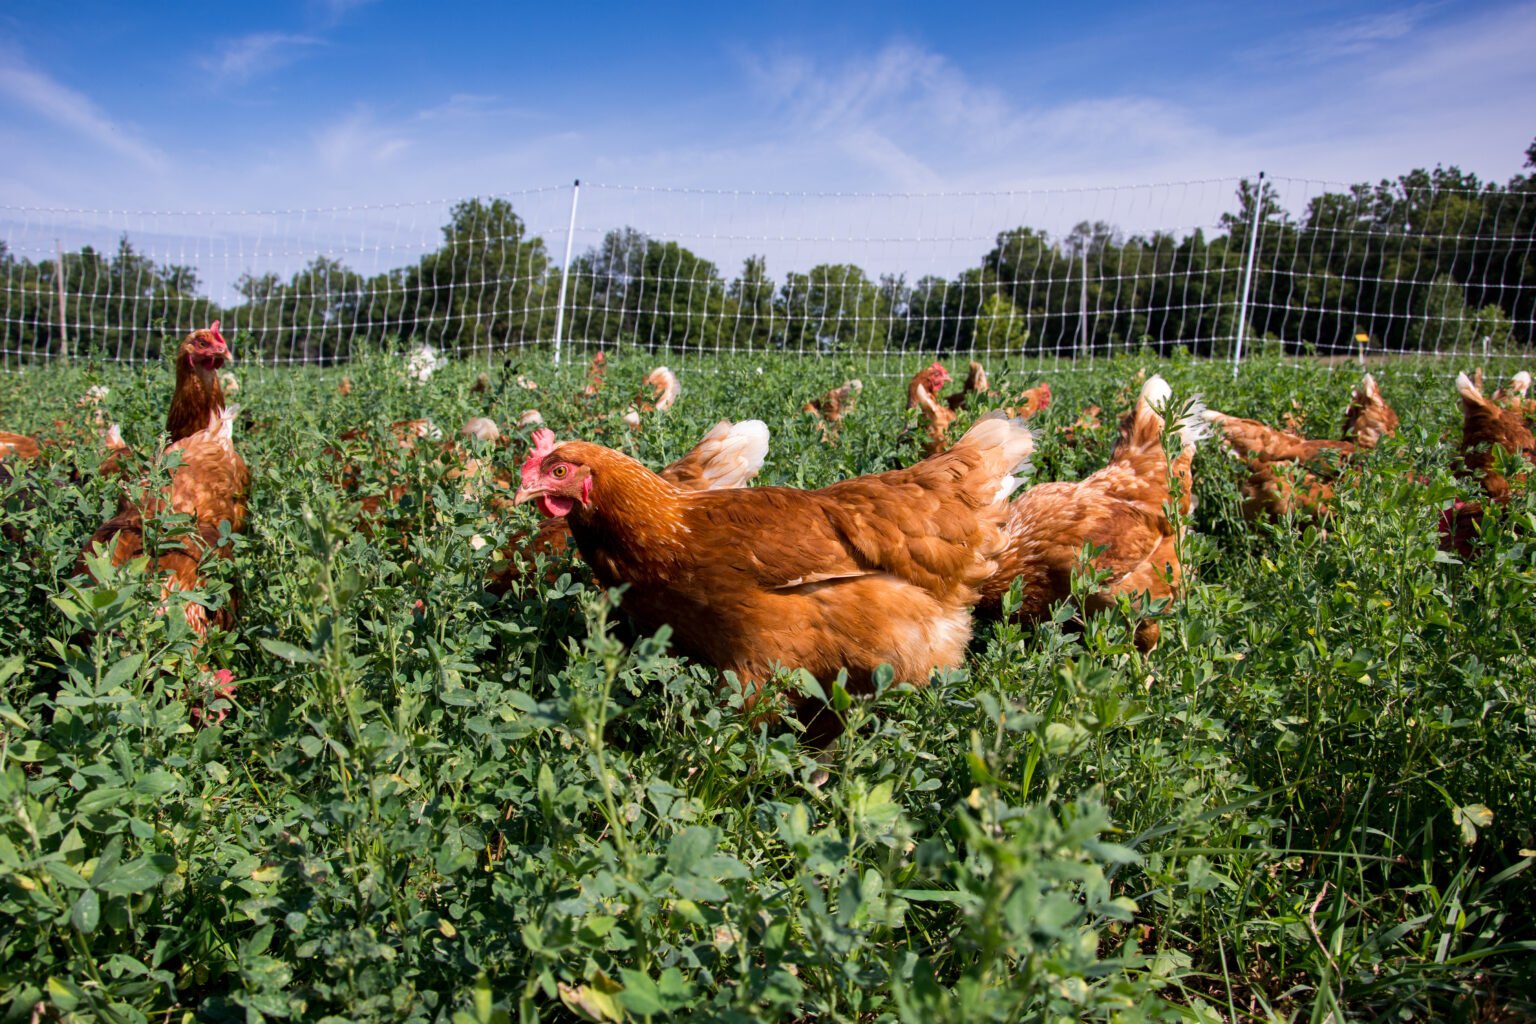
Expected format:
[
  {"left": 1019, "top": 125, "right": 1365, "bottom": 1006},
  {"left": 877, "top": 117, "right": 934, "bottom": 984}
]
[
  {"left": 756, "top": 367, "right": 764, "bottom": 375},
  {"left": 405, "top": 344, "right": 448, "bottom": 383},
  {"left": 516, "top": 375, "right": 539, "bottom": 391},
  {"left": 469, "top": 534, "right": 488, "bottom": 551}
]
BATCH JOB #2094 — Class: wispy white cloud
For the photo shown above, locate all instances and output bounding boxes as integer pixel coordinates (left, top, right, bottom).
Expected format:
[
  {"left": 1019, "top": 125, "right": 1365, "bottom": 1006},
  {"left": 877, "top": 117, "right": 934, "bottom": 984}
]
[
  {"left": 0, "top": 52, "right": 167, "bottom": 170},
  {"left": 311, "top": 108, "right": 413, "bottom": 172},
  {"left": 737, "top": 43, "right": 1218, "bottom": 191},
  {"left": 201, "top": 32, "right": 324, "bottom": 83},
  {"left": 1260, "top": 2, "right": 1443, "bottom": 64}
]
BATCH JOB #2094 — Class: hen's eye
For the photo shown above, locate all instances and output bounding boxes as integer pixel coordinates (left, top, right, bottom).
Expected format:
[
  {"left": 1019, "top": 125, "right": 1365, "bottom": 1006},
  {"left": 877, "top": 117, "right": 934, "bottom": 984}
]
[{"left": 551, "top": 464, "right": 569, "bottom": 479}]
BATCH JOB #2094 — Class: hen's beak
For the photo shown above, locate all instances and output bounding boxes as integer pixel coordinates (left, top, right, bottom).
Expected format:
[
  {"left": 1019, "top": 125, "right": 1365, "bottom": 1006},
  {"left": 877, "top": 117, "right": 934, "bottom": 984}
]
[{"left": 513, "top": 486, "right": 541, "bottom": 506}]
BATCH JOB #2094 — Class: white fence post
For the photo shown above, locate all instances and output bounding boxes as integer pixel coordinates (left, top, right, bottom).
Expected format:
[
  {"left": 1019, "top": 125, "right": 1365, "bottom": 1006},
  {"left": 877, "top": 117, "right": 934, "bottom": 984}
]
[
  {"left": 1231, "top": 170, "right": 1264, "bottom": 379},
  {"left": 552, "top": 179, "right": 581, "bottom": 367}
]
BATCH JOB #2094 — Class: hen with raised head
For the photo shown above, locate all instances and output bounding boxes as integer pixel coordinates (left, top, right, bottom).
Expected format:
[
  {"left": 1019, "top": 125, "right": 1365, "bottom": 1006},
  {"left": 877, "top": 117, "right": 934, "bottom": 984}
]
[
  {"left": 978, "top": 375, "right": 1202, "bottom": 651},
  {"left": 166, "top": 322, "right": 232, "bottom": 444},
  {"left": 515, "top": 415, "right": 1033, "bottom": 741},
  {"left": 906, "top": 361, "right": 954, "bottom": 455}
]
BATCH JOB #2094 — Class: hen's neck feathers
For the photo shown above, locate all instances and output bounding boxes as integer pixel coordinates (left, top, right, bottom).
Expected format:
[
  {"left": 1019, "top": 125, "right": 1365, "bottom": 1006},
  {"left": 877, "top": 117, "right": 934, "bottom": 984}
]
[
  {"left": 167, "top": 358, "right": 225, "bottom": 443},
  {"left": 560, "top": 444, "right": 692, "bottom": 579}
]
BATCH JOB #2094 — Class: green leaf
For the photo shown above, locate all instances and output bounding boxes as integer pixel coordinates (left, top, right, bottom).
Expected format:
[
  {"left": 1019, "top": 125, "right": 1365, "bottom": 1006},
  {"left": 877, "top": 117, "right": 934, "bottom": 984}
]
[
  {"left": 667, "top": 825, "right": 716, "bottom": 875},
  {"left": 1454, "top": 803, "right": 1494, "bottom": 846},
  {"left": 102, "top": 652, "right": 145, "bottom": 691},
  {"left": 96, "top": 854, "right": 175, "bottom": 896},
  {"left": 71, "top": 887, "right": 100, "bottom": 934},
  {"left": 75, "top": 786, "right": 131, "bottom": 816},
  {"left": 616, "top": 969, "right": 664, "bottom": 1016},
  {"left": 259, "top": 638, "right": 319, "bottom": 664}
]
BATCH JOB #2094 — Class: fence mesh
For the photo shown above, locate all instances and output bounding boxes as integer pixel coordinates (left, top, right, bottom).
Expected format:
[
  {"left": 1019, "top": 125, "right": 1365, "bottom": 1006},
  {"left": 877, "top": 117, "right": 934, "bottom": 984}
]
[{"left": 2, "top": 174, "right": 1532, "bottom": 375}]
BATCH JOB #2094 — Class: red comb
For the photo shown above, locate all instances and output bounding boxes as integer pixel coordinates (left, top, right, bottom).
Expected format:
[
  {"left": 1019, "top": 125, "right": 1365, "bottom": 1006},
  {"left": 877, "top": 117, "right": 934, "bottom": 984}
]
[
  {"left": 208, "top": 320, "right": 227, "bottom": 348},
  {"left": 520, "top": 428, "right": 559, "bottom": 491}
]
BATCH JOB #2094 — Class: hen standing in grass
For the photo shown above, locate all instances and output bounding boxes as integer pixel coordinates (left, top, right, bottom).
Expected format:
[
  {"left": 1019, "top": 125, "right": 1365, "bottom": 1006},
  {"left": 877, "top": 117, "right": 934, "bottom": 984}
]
[
  {"left": 621, "top": 366, "right": 682, "bottom": 428},
  {"left": 1201, "top": 373, "right": 1397, "bottom": 520},
  {"left": 1441, "top": 371, "right": 1536, "bottom": 556},
  {"left": 1492, "top": 370, "right": 1534, "bottom": 423},
  {"left": 803, "top": 379, "right": 862, "bottom": 441},
  {"left": 946, "top": 361, "right": 994, "bottom": 411},
  {"left": 80, "top": 406, "right": 250, "bottom": 639},
  {"left": 977, "top": 374, "right": 1203, "bottom": 652},
  {"left": 906, "top": 361, "right": 954, "bottom": 456},
  {"left": 515, "top": 415, "right": 1034, "bottom": 742}
]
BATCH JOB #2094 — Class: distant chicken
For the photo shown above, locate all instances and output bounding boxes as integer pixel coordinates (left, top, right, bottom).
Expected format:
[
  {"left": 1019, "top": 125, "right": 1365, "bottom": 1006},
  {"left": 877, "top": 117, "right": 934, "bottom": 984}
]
[
  {"left": 0, "top": 432, "right": 42, "bottom": 460},
  {"left": 977, "top": 375, "right": 1203, "bottom": 652},
  {"left": 622, "top": 366, "right": 681, "bottom": 428},
  {"left": 80, "top": 406, "right": 250, "bottom": 640},
  {"left": 1493, "top": 370, "right": 1534, "bottom": 422},
  {"left": 1453, "top": 371, "right": 1533, "bottom": 504},
  {"left": 491, "top": 419, "right": 772, "bottom": 594},
  {"left": 946, "top": 361, "right": 994, "bottom": 411},
  {"left": 1059, "top": 405, "right": 1103, "bottom": 448},
  {"left": 1340, "top": 372, "right": 1399, "bottom": 449},
  {"left": 1441, "top": 371, "right": 1536, "bottom": 556},
  {"left": 803, "top": 379, "right": 862, "bottom": 441},
  {"left": 583, "top": 351, "right": 608, "bottom": 397},
  {"left": 906, "top": 361, "right": 955, "bottom": 456},
  {"left": 1004, "top": 381, "right": 1052, "bottom": 420},
  {"left": 515, "top": 415, "right": 1033, "bottom": 743},
  {"left": 0, "top": 421, "right": 135, "bottom": 499},
  {"left": 1202, "top": 373, "right": 1396, "bottom": 520}
]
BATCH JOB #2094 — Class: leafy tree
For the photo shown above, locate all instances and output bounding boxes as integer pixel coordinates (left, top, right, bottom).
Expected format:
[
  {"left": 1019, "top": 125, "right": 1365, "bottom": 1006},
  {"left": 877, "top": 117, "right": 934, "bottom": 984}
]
[
  {"left": 411, "top": 197, "right": 554, "bottom": 355},
  {"left": 777, "top": 263, "right": 884, "bottom": 352},
  {"left": 725, "top": 255, "right": 775, "bottom": 351}
]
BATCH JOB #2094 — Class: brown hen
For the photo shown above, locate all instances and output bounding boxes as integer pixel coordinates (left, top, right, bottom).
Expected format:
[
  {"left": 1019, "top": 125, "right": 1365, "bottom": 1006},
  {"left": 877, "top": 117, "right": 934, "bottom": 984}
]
[
  {"left": 80, "top": 406, "right": 250, "bottom": 639},
  {"left": 515, "top": 415, "right": 1033, "bottom": 742},
  {"left": 978, "top": 375, "right": 1202, "bottom": 651},
  {"left": 1202, "top": 373, "right": 1396, "bottom": 519}
]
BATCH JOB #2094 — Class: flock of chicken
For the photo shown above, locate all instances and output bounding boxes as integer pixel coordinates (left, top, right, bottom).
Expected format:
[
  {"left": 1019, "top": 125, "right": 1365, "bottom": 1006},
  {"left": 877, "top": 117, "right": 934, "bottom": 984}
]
[{"left": 2, "top": 321, "right": 1532, "bottom": 743}]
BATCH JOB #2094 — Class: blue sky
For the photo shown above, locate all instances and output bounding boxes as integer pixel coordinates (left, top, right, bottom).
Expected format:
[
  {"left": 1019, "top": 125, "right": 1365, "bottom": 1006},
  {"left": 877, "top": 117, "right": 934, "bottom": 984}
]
[{"left": 2, "top": 1, "right": 1534, "bottom": 295}]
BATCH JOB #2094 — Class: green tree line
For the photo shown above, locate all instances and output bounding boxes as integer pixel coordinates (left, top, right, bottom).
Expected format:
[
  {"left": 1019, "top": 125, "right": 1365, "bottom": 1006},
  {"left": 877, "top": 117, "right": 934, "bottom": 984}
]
[{"left": 3, "top": 140, "right": 1532, "bottom": 363}]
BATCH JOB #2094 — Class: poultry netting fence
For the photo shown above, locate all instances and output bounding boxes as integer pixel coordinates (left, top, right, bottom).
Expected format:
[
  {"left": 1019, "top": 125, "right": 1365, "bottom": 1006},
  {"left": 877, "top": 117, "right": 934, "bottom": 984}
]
[{"left": 2, "top": 176, "right": 1534, "bottom": 377}]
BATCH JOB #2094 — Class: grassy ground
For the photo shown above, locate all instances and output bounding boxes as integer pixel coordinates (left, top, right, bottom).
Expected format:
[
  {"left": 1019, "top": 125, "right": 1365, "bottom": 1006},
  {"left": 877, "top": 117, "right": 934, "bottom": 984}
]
[{"left": 1, "top": 347, "right": 1534, "bottom": 1023}]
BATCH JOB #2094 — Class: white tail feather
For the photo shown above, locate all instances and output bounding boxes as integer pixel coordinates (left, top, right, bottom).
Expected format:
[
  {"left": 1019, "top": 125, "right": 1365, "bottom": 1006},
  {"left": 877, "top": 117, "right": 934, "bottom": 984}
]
[
  {"left": 959, "top": 414, "right": 1035, "bottom": 502},
  {"left": 1175, "top": 396, "right": 1210, "bottom": 451},
  {"left": 1141, "top": 373, "right": 1173, "bottom": 412},
  {"left": 1456, "top": 371, "right": 1482, "bottom": 402},
  {"left": 694, "top": 419, "right": 770, "bottom": 489}
]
